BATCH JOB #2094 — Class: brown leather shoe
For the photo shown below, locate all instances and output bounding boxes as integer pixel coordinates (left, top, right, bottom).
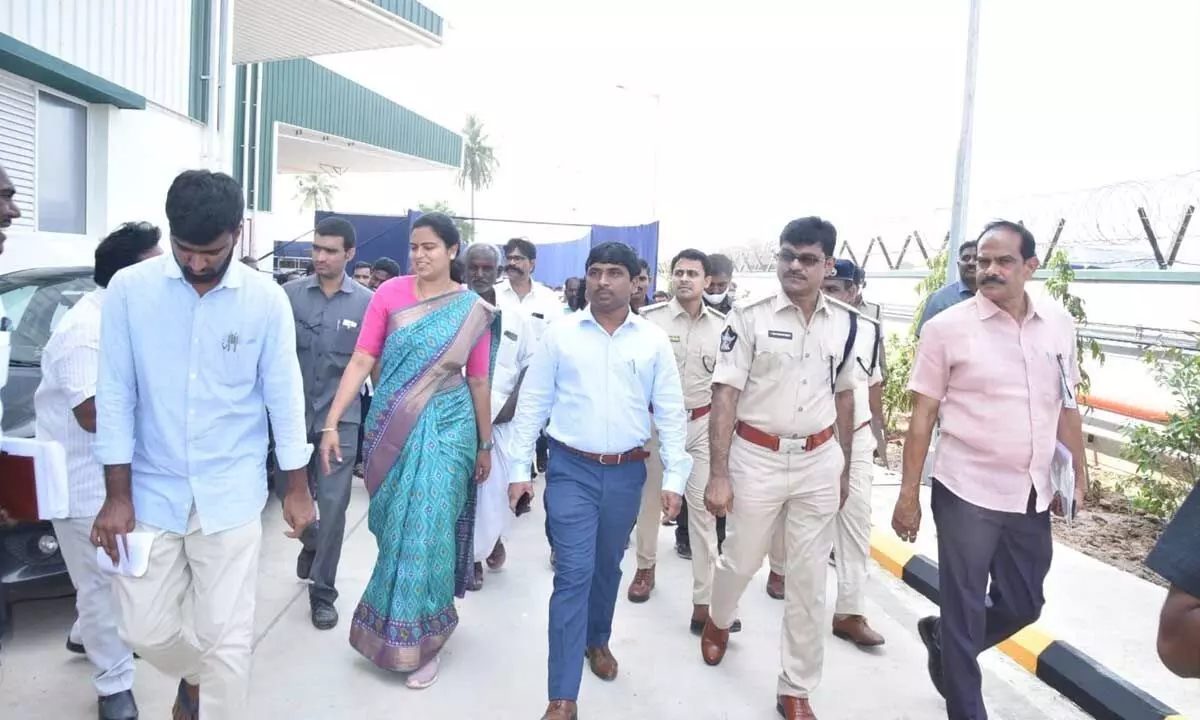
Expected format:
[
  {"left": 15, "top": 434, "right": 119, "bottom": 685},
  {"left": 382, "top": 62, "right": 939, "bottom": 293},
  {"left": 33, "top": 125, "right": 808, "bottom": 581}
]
[
  {"left": 487, "top": 540, "right": 507, "bottom": 570},
  {"left": 467, "top": 561, "right": 484, "bottom": 591},
  {"left": 776, "top": 695, "right": 817, "bottom": 719},
  {"left": 700, "top": 618, "right": 730, "bottom": 666},
  {"left": 541, "top": 700, "right": 578, "bottom": 720},
  {"left": 832, "top": 614, "right": 885, "bottom": 647},
  {"left": 690, "top": 604, "right": 742, "bottom": 635},
  {"left": 627, "top": 566, "right": 655, "bottom": 603},
  {"left": 171, "top": 680, "right": 199, "bottom": 720},
  {"left": 585, "top": 645, "right": 618, "bottom": 680},
  {"left": 766, "top": 571, "right": 785, "bottom": 600}
]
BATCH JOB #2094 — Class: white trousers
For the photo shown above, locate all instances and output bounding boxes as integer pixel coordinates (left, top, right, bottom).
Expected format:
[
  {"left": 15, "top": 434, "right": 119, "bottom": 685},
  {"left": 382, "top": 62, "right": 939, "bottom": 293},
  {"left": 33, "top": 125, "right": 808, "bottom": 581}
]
[
  {"left": 833, "top": 425, "right": 876, "bottom": 615},
  {"left": 52, "top": 516, "right": 135, "bottom": 697},
  {"left": 112, "top": 510, "right": 261, "bottom": 720},
  {"left": 474, "top": 424, "right": 516, "bottom": 562},
  {"left": 711, "top": 436, "right": 844, "bottom": 698}
]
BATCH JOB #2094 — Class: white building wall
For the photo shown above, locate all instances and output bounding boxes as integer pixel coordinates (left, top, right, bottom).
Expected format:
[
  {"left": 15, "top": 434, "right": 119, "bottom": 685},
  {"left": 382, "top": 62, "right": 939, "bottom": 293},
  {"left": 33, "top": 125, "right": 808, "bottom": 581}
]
[{"left": 0, "top": 0, "right": 193, "bottom": 115}]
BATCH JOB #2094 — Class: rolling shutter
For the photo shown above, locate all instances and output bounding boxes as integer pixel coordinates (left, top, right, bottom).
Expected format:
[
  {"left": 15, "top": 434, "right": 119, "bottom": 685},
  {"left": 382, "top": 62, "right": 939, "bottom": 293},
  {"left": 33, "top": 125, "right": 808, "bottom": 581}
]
[{"left": 0, "top": 70, "right": 36, "bottom": 230}]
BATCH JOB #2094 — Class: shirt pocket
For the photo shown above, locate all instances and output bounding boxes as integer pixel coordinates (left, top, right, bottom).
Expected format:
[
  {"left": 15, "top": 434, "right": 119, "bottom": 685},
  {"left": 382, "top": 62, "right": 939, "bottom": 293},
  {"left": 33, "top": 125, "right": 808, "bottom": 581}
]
[
  {"left": 332, "top": 325, "right": 359, "bottom": 356},
  {"left": 750, "top": 331, "right": 796, "bottom": 381},
  {"left": 212, "top": 332, "right": 260, "bottom": 385}
]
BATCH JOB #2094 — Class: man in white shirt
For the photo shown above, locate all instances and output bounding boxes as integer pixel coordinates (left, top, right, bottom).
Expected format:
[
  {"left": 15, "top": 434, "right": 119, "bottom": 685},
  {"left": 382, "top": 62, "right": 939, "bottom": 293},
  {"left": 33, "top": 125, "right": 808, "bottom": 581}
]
[
  {"left": 36, "top": 222, "right": 163, "bottom": 720},
  {"left": 496, "top": 238, "right": 565, "bottom": 343},
  {"left": 507, "top": 241, "right": 690, "bottom": 720},
  {"left": 463, "top": 244, "right": 535, "bottom": 588}
]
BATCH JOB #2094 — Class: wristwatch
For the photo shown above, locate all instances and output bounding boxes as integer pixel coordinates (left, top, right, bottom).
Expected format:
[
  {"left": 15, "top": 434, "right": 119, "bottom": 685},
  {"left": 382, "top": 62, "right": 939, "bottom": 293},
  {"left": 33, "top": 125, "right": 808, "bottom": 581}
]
[{"left": 478, "top": 440, "right": 494, "bottom": 452}]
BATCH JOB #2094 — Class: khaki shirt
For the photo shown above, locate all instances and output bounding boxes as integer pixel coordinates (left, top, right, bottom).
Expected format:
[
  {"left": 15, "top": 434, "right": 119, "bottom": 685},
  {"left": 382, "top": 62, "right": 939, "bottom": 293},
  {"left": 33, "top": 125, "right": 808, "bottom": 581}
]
[
  {"left": 640, "top": 298, "right": 725, "bottom": 410},
  {"left": 712, "top": 291, "right": 861, "bottom": 437}
]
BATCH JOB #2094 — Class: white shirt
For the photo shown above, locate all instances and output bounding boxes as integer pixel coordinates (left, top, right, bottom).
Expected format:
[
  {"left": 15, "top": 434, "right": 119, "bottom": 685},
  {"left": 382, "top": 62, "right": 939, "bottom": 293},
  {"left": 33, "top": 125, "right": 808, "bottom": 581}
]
[
  {"left": 491, "top": 308, "right": 534, "bottom": 423},
  {"left": 35, "top": 288, "right": 104, "bottom": 518},
  {"left": 507, "top": 307, "right": 693, "bottom": 494},
  {"left": 495, "top": 279, "right": 565, "bottom": 344}
]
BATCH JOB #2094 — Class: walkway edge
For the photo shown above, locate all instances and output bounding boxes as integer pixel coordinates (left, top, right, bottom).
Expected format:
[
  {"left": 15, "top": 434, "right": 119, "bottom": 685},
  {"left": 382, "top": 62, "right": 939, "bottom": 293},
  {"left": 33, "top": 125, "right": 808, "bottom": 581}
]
[{"left": 869, "top": 528, "right": 1188, "bottom": 720}]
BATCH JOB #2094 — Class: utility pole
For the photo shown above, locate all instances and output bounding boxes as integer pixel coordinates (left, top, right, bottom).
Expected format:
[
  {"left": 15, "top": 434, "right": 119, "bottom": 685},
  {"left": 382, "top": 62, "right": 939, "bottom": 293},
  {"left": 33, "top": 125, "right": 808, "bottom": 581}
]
[{"left": 946, "top": 0, "right": 982, "bottom": 285}]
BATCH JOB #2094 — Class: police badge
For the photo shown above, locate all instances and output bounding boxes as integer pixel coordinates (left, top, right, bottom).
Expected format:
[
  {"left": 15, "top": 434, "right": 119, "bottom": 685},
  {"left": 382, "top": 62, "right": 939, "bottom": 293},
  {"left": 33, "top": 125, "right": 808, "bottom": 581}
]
[{"left": 719, "top": 326, "right": 737, "bottom": 352}]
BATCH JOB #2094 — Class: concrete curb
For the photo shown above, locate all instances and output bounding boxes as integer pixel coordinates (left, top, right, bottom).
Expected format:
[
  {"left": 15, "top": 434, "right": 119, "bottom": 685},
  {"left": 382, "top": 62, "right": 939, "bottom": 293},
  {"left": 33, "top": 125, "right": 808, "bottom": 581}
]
[{"left": 869, "top": 529, "right": 1188, "bottom": 720}]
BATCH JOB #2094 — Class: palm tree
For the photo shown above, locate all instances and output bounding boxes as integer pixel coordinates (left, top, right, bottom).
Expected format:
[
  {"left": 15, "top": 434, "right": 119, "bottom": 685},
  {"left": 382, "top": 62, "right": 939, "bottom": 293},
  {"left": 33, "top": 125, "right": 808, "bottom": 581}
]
[
  {"left": 295, "top": 172, "right": 339, "bottom": 212},
  {"left": 418, "top": 200, "right": 475, "bottom": 244},
  {"left": 457, "top": 114, "right": 498, "bottom": 223}
]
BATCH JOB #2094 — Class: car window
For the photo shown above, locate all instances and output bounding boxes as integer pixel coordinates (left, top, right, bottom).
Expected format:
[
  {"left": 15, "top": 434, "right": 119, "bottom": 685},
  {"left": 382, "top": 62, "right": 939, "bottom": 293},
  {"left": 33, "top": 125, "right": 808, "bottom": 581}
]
[{"left": 0, "top": 275, "right": 96, "bottom": 366}]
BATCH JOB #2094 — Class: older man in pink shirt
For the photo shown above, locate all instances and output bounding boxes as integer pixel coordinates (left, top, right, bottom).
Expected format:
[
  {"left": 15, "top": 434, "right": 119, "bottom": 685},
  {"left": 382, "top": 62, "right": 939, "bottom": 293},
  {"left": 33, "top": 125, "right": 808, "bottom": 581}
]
[{"left": 892, "top": 220, "right": 1088, "bottom": 720}]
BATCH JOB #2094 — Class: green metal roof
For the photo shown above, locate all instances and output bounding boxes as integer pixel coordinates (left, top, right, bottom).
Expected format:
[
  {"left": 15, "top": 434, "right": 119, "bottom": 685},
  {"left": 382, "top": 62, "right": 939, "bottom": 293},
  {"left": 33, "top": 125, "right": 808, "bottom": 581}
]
[
  {"left": 0, "top": 32, "right": 145, "bottom": 109},
  {"left": 234, "top": 58, "right": 462, "bottom": 212},
  {"left": 372, "top": 0, "right": 445, "bottom": 37}
]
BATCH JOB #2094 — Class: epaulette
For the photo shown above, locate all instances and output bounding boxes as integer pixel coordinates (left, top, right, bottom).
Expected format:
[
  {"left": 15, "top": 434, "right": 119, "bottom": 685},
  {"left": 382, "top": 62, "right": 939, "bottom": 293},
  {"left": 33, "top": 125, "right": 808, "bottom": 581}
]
[
  {"left": 640, "top": 301, "right": 669, "bottom": 313},
  {"left": 705, "top": 305, "right": 726, "bottom": 320},
  {"left": 827, "top": 296, "right": 880, "bottom": 325},
  {"left": 743, "top": 295, "right": 775, "bottom": 309}
]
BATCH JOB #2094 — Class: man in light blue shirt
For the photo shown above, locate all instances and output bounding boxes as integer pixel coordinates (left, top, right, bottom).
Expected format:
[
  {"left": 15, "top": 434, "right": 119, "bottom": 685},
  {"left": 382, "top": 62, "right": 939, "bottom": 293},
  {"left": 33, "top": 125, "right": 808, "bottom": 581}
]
[
  {"left": 915, "top": 239, "right": 978, "bottom": 336},
  {"left": 507, "top": 242, "right": 690, "bottom": 720},
  {"left": 91, "top": 170, "right": 314, "bottom": 720}
]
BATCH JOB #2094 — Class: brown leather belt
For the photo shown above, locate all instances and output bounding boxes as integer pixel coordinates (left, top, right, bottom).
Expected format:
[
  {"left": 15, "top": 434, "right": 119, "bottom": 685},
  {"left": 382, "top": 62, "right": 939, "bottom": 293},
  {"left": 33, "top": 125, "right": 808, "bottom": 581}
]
[
  {"left": 555, "top": 441, "right": 650, "bottom": 466},
  {"left": 735, "top": 421, "right": 835, "bottom": 453},
  {"left": 688, "top": 404, "right": 712, "bottom": 421},
  {"left": 855, "top": 420, "right": 871, "bottom": 432}
]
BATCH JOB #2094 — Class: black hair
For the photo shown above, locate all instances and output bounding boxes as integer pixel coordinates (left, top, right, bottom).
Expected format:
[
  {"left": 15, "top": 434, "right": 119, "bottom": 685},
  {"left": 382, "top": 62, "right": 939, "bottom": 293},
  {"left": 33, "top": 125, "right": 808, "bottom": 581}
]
[
  {"left": 353, "top": 260, "right": 371, "bottom": 271},
  {"left": 780, "top": 216, "right": 837, "bottom": 257},
  {"left": 707, "top": 253, "right": 734, "bottom": 278},
  {"left": 977, "top": 220, "right": 1036, "bottom": 261},
  {"left": 958, "top": 239, "right": 979, "bottom": 256},
  {"left": 670, "top": 248, "right": 711, "bottom": 276},
  {"left": 637, "top": 258, "right": 650, "bottom": 273},
  {"left": 504, "top": 237, "right": 537, "bottom": 261},
  {"left": 573, "top": 278, "right": 588, "bottom": 311},
  {"left": 314, "top": 216, "right": 357, "bottom": 250},
  {"left": 412, "top": 212, "right": 465, "bottom": 283},
  {"left": 164, "top": 170, "right": 244, "bottom": 247},
  {"left": 372, "top": 257, "right": 402, "bottom": 278},
  {"left": 585, "top": 241, "right": 640, "bottom": 278},
  {"left": 94, "top": 222, "right": 161, "bottom": 287}
]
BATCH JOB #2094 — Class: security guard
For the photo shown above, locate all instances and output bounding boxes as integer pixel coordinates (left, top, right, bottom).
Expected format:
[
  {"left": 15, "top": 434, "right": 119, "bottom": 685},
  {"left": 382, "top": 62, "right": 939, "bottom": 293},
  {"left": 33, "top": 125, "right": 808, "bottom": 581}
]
[
  {"left": 700, "top": 217, "right": 863, "bottom": 720},
  {"left": 626, "top": 249, "right": 744, "bottom": 631},
  {"left": 280, "top": 216, "right": 373, "bottom": 631}
]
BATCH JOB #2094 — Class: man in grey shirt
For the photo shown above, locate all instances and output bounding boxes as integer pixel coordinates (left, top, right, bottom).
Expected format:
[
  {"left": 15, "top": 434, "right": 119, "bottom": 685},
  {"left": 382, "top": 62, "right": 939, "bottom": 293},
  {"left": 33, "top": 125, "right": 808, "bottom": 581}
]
[
  {"left": 915, "top": 239, "right": 978, "bottom": 336},
  {"left": 281, "top": 216, "right": 373, "bottom": 630}
]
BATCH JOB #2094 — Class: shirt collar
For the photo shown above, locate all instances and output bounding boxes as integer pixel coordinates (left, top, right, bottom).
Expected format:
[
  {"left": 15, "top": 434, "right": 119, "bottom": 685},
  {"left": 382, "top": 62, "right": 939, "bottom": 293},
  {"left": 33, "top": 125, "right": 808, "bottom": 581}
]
[
  {"left": 772, "top": 289, "right": 829, "bottom": 315},
  {"left": 976, "top": 292, "right": 1040, "bottom": 322},
  {"left": 954, "top": 280, "right": 975, "bottom": 297},
  {"left": 581, "top": 306, "right": 638, "bottom": 332},
  {"left": 161, "top": 251, "right": 244, "bottom": 289},
  {"left": 669, "top": 296, "right": 717, "bottom": 321},
  {"left": 303, "top": 272, "right": 356, "bottom": 295}
]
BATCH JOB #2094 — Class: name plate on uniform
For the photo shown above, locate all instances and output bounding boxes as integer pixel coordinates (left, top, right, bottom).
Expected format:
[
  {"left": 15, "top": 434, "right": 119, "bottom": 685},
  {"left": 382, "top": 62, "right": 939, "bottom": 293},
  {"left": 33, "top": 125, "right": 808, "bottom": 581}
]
[{"left": 767, "top": 330, "right": 793, "bottom": 340}]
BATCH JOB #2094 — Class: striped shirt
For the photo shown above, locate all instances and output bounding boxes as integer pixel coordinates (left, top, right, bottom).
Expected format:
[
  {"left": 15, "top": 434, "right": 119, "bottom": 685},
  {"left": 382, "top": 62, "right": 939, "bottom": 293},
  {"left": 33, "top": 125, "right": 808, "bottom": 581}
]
[{"left": 35, "top": 288, "right": 104, "bottom": 518}]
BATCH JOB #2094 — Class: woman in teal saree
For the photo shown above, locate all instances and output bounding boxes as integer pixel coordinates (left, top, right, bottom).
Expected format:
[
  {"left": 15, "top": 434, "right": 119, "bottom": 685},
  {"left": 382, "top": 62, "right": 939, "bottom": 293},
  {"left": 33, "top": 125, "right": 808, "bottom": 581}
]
[{"left": 319, "top": 213, "right": 493, "bottom": 688}]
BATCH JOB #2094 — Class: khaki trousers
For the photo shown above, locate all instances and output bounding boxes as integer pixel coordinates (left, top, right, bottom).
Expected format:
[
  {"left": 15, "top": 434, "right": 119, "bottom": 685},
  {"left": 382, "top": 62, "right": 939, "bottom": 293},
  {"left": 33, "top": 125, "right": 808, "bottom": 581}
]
[
  {"left": 679, "top": 417, "right": 716, "bottom": 604},
  {"left": 711, "top": 435, "right": 844, "bottom": 698},
  {"left": 833, "top": 425, "right": 876, "bottom": 615},
  {"left": 112, "top": 510, "right": 262, "bottom": 720},
  {"left": 633, "top": 434, "right": 663, "bottom": 569}
]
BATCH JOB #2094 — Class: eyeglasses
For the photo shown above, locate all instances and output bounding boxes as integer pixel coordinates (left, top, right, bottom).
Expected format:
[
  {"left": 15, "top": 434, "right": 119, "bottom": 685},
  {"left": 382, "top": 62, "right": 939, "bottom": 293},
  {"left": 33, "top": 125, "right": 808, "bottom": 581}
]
[{"left": 775, "top": 250, "right": 825, "bottom": 268}]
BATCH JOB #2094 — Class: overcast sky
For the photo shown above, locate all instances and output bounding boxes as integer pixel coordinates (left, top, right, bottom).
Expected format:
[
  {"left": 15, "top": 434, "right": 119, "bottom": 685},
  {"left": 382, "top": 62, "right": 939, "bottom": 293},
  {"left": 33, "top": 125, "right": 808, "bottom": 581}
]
[{"left": 301, "top": 0, "right": 1200, "bottom": 261}]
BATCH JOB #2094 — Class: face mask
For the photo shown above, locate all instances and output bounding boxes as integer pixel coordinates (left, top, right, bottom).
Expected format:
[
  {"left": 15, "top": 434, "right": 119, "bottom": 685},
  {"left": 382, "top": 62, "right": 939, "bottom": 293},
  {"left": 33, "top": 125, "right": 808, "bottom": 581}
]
[{"left": 704, "top": 291, "right": 727, "bottom": 305}]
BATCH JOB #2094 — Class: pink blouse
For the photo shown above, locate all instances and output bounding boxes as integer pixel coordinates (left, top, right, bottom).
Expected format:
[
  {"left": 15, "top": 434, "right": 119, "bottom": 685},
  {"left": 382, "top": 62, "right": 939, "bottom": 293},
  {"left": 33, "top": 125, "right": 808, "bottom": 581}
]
[{"left": 355, "top": 275, "right": 491, "bottom": 378}]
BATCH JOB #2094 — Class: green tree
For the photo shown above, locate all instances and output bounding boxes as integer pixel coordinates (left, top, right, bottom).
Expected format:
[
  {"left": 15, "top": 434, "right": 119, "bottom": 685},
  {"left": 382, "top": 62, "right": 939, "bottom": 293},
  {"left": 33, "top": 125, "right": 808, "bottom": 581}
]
[
  {"left": 1043, "top": 250, "right": 1104, "bottom": 395},
  {"left": 417, "top": 200, "right": 475, "bottom": 244},
  {"left": 457, "top": 114, "right": 498, "bottom": 223},
  {"left": 294, "top": 172, "right": 338, "bottom": 212}
]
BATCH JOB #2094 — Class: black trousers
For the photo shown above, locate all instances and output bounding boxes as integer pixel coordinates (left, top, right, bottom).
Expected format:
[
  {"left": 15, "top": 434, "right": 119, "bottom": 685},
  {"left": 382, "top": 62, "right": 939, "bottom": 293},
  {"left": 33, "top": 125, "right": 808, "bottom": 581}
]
[
  {"left": 673, "top": 502, "right": 726, "bottom": 552},
  {"left": 932, "top": 480, "right": 1053, "bottom": 720}
]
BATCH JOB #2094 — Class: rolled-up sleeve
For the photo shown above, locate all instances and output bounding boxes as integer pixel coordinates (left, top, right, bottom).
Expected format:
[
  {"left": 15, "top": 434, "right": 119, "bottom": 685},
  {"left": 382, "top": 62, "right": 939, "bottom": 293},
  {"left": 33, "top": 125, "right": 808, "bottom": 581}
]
[
  {"left": 259, "top": 285, "right": 312, "bottom": 472},
  {"left": 712, "top": 308, "right": 753, "bottom": 391},
  {"left": 507, "top": 327, "right": 559, "bottom": 485},
  {"left": 94, "top": 278, "right": 137, "bottom": 465},
  {"left": 650, "top": 335, "right": 692, "bottom": 495}
]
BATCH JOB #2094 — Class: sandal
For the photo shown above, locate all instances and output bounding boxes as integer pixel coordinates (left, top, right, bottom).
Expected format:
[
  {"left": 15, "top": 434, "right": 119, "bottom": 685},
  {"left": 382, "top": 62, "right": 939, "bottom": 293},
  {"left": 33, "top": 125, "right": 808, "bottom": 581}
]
[
  {"left": 171, "top": 679, "right": 199, "bottom": 720},
  {"left": 405, "top": 656, "right": 440, "bottom": 690}
]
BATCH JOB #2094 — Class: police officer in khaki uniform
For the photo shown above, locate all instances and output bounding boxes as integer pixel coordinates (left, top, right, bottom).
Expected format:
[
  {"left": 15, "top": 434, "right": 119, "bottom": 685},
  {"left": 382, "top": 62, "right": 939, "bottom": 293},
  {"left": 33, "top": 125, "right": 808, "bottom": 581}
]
[
  {"left": 700, "top": 217, "right": 862, "bottom": 720},
  {"left": 626, "top": 250, "right": 744, "bottom": 629}
]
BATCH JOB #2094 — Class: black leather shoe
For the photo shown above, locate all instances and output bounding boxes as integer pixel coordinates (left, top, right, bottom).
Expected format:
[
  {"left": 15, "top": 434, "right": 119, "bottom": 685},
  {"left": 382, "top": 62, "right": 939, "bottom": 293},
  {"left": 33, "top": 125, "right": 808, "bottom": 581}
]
[
  {"left": 98, "top": 689, "right": 138, "bottom": 720},
  {"left": 67, "top": 636, "right": 86, "bottom": 655},
  {"left": 917, "top": 616, "right": 946, "bottom": 698},
  {"left": 296, "top": 548, "right": 316, "bottom": 580},
  {"left": 675, "top": 541, "right": 692, "bottom": 560},
  {"left": 311, "top": 600, "right": 338, "bottom": 630}
]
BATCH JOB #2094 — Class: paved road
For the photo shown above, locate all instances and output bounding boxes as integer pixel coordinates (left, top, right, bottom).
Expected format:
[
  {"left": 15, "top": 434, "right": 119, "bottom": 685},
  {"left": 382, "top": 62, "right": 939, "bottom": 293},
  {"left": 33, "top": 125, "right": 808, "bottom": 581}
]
[{"left": 0, "top": 479, "right": 1090, "bottom": 719}]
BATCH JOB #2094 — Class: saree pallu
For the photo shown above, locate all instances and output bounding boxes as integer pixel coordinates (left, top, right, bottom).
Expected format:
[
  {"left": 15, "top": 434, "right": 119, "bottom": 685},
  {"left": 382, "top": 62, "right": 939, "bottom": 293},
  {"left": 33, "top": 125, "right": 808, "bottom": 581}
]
[{"left": 349, "top": 289, "right": 492, "bottom": 672}]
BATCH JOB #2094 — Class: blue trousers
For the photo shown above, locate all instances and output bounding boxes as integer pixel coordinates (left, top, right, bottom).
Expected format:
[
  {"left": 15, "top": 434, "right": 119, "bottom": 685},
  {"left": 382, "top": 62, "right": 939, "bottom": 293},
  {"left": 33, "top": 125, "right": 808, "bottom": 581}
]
[{"left": 545, "top": 441, "right": 646, "bottom": 702}]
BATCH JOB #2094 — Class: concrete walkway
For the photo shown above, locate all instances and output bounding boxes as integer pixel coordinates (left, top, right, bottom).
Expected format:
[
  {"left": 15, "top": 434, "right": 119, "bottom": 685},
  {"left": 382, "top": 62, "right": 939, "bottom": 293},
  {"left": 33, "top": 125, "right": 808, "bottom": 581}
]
[
  {"left": 2, "top": 477, "right": 1095, "bottom": 720},
  {"left": 869, "top": 468, "right": 1200, "bottom": 718}
]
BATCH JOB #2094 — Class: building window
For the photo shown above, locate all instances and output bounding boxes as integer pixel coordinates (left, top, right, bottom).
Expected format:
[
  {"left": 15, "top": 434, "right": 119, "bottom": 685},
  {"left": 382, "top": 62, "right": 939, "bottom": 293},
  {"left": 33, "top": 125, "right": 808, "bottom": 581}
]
[{"left": 36, "top": 92, "right": 88, "bottom": 235}]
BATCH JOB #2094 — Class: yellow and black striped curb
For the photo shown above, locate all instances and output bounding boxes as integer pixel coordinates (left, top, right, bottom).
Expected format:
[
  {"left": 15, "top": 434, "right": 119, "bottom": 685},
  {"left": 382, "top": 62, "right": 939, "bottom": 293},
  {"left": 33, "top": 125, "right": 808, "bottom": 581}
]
[{"left": 870, "top": 529, "right": 1188, "bottom": 720}]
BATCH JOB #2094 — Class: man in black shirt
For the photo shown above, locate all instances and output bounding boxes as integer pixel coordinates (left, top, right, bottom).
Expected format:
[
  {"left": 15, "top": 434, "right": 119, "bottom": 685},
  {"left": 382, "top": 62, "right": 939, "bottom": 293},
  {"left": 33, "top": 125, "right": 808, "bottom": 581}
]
[{"left": 1146, "top": 483, "right": 1200, "bottom": 678}]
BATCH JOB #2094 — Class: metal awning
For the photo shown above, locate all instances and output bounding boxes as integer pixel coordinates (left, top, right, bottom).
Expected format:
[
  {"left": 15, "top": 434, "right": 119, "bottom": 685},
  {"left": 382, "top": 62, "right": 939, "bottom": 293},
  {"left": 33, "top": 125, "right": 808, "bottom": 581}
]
[
  {"left": 233, "top": 0, "right": 444, "bottom": 64},
  {"left": 276, "top": 123, "right": 456, "bottom": 175}
]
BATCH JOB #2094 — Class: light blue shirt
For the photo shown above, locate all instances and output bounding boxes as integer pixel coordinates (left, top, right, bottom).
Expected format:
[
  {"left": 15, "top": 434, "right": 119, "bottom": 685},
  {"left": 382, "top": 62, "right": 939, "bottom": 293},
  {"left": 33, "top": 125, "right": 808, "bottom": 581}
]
[
  {"left": 916, "top": 280, "right": 974, "bottom": 336},
  {"left": 508, "top": 307, "right": 693, "bottom": 494},
  {"left": 94, "top": 255, "right": 311, "bottom": 535}
]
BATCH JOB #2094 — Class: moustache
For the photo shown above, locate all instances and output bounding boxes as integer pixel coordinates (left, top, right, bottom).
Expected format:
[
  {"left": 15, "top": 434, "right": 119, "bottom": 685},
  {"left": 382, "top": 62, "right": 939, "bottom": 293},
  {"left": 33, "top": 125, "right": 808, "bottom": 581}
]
[{"left": 981, "top": 276, "right": 1004, "bottom": 285}]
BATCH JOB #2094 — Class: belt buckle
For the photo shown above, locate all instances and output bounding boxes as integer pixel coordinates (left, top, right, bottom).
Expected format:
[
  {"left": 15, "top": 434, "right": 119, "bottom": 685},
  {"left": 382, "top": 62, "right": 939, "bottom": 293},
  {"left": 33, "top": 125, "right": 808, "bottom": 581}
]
[
  {"left": 780, "top": 435, "right": 808, "bottom": 454},
  {"left": 597, "top": 453, "right": 612, "bottom": 466}
]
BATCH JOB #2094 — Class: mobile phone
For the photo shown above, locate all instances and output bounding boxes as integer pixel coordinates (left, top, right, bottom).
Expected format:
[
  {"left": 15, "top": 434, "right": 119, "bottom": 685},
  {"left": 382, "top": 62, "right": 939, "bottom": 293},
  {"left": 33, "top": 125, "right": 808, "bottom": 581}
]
[{"left": 515, "top": 491, "right": 533, "bottom": 516}]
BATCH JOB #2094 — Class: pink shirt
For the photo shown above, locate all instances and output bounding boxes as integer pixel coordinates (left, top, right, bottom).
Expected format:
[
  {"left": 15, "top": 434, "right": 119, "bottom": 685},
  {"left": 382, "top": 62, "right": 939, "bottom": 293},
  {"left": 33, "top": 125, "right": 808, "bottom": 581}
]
[
  {"left": 355, "top": 275, "right": 491, "bottom": 378},
  {"left": 909, "top": 293, "right": 1080, "bottom": 514}
]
